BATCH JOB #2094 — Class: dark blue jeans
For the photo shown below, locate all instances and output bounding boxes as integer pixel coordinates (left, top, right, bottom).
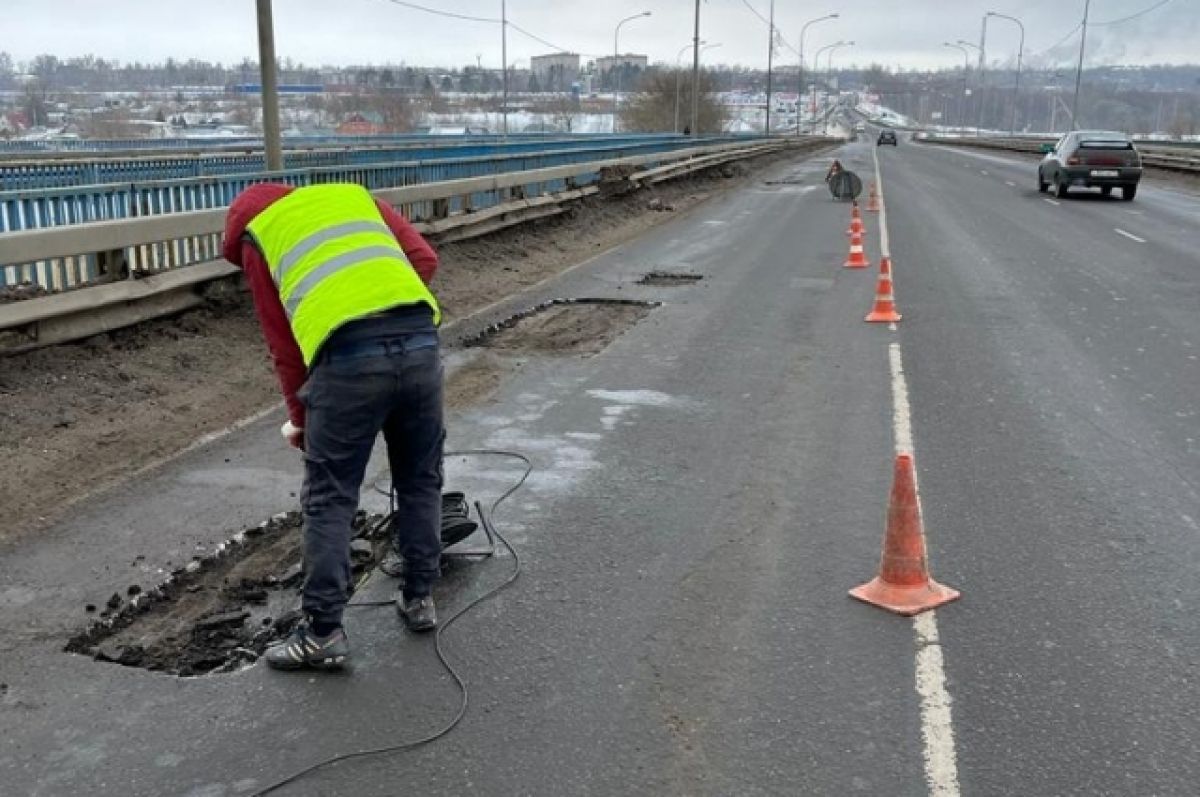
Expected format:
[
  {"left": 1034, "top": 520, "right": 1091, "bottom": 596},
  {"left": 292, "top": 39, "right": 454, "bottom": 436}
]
[{"left": 299, "top": 308, "right": 443, "bottom": 627}]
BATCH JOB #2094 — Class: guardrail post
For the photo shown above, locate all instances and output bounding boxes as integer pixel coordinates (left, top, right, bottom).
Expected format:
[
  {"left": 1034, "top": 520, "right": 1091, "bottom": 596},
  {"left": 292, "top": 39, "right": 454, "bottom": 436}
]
[
  {"left": 95, "top": 247, "right": 130, "bottom": 282},
  {"left": 432, "top": 197, "right": 450, "bottom": 220}
]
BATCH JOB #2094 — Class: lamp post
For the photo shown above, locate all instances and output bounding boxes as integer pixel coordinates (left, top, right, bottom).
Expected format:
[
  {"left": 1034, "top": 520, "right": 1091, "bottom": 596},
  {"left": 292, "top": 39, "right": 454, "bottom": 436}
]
[
  {"left": 254, "top": 0, "right": 282, "bottom": 171},
  {"left": 613, "top": 11, "right": 651, "bottom": 134},
  {"left": 764, "top": 0, "right": 775, "bottom": 134},
  {"left": 690, "top": 0, "right": 701, "bottom": 135},
  {"left": 811, "top": 41, "right": 845, "bottom": 137},
  {"left": 986, "top": 11, "right": 1025, "bottom": 136},
  {"left": 1072, "top": 0, "right": 1091, "bottom": 129},
  {"left": 824, "top": 41, "right": 853, "bottom": 135},
  {"left": 943, "top": 42, "right": 970, "bottom": 130},
  {"left": 956, "top": 40, "right": 981, "bottom": 133},
  {"left": 501, "top": 0, "right": 508, "bottom": 137},
  {"left": 675, "top": 41, "right": 719, "bottom": 133},
  {"left": 797, "top": 13, "right": 838, "bottom": 136}
]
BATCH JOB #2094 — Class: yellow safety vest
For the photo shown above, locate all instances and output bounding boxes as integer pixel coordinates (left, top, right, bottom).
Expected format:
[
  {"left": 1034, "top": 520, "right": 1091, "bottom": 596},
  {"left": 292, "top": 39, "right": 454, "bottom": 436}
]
[{"left": 245, "top": 183, "right": 440, "bottom": 366}]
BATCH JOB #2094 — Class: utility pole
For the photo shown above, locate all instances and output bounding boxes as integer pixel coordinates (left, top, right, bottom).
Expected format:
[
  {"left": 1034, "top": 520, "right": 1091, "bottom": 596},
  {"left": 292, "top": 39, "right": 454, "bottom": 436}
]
[
  {"left": 690, "top": 0, "right": 701, "bottom": 135},
  {"left": 501, "top": 0, "right": 508, "bottom": 137},
  {"left": 1071, "top": 0, "right": 1091, "bottom": 130},
  {"left": 764, "top": 0, "right": 775, "bottom": 135},
  {"left": 255, "top": 0, "right": 282, "bottom": 171}
]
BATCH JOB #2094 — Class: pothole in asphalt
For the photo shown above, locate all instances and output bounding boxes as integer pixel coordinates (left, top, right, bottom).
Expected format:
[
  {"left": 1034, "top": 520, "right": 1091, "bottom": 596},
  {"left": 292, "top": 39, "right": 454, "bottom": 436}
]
[
  {"left": 638, "top": 271, "right": 703, "bottom": 287},
  {"left": 65, "top": 512, "right": 386, "bottom": 677},
  {"left": 463, "top": 298, "right": 658, "bottom": 356}
]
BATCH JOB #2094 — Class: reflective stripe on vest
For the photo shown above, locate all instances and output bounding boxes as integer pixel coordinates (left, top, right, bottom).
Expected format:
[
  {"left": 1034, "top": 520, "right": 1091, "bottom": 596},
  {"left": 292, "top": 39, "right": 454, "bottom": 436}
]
[{"left": 245, "top": 183, "right": 440, "bottom": 366}]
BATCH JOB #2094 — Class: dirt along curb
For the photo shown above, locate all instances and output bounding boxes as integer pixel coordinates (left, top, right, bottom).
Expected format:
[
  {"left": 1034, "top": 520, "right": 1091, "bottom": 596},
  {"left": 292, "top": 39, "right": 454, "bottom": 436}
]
[{"left": 0, "top": 143, "right": 834, "bottom": 542}]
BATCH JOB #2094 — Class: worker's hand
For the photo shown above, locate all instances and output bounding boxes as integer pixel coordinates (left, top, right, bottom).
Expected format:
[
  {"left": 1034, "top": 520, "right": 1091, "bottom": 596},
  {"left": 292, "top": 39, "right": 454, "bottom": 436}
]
[{"left": 280, "top": 420, "right": 304, "bottom": 451}]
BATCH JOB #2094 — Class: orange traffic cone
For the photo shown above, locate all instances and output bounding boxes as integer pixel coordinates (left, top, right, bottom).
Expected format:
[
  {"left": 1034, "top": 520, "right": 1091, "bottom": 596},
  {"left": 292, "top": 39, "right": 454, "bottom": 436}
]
[
  {"left": 865, "top": 258, "right": 901, "bottom": 322},
  {"left": 866, "top": 183, "right": 880, "bottom": 212},
  {"left": 849, "top": 454, "right": 960, "bottom": 615},
  {"left": 846, "top": 202, "right": 865, "bottom": 236},
  {"left": 843, "top": 229, "right": 870, "bottom": 269}
]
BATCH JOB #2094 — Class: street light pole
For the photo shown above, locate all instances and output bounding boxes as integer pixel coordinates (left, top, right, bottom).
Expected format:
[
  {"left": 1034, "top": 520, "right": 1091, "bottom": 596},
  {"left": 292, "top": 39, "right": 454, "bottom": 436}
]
[
  {"left": 987, "top": 11, "right": 1025, "bottom": 136},
  {"left": 613, "top": 11, "right": 651, "bottom": 134},
  {"left": 501, "top": 0, "right": 508, "bottom": 137},
  {"left": 956, "top": 40, "right": 981, "bottom": 132},
  {"left": 690, "top": 0, "right": 701, "bottom": 135},
  {"left": 943, "top": 42, "right": 970, "bottom": 130},
  {"left": 255, "top": 0, "right": 282, "bottom": 171},
  {"left": 1072, "top": 0, "right": 1091, "bottom": 129},
  {"left": 812, "top": 41, "right": 844, "bottom": 137},
  {"left": 797, "top": 13, "right": 839, "bottom": 137},
  {"left": 764, "top": 0, "right": 775, "bottom": 135},
  {"left": 976, "top": 14, "right": 989, "bottom": 135},
  {"left": 824, "top": 41, "right": 853, "bottom": 135}
]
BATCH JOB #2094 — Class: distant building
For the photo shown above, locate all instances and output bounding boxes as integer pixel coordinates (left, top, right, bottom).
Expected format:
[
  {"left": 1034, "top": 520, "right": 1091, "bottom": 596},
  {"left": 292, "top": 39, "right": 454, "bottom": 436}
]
[
  {"left": 595, "top": 54, "right": 649, "bottom": 91},
  {"left": 336, "top": 111, "right": 387, "bottom": 135},
  {"left": 531, "top": 53, "right": 580, "bottom": 92}
]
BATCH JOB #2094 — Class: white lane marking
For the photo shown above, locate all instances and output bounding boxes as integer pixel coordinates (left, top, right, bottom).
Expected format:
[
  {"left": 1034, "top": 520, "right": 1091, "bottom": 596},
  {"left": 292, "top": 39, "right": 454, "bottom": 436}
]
[
  {"left": 980, "top": 170, "right": 989, "bottom": 176},
  {"left": 878, "top": 153, "right": 963, "bottom": 797},
  {"left": 1043, "top": 198, "right": 1061, "bottom": 206},
  {"left": 1113, "top": 228, "right": 1146, "bottom": 243},
  {"left": 1005, "top": 180, "right": 1016, "bottom": 187},
  {"left": 914, "top": 613, "right": 960, "bottom": 797},
  {"left": 889, "top": 343, "right": 961, "bottom": 797},
  {"left": 888, "top": 344, "right": 914, "bottom": 454}
]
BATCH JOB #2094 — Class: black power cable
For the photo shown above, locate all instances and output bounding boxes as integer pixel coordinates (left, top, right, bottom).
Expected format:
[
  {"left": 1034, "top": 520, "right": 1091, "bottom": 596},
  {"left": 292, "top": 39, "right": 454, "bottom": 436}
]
[{"left": 249, "top": 450, "right": 533, "bottom": 797}]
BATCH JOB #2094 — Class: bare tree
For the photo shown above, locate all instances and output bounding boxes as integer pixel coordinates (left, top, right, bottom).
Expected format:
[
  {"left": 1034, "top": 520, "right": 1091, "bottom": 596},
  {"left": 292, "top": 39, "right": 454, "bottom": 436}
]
[
  {"left": 548, "top": 93, "right": 579, "bottom": 132},
  {"left": 619, "top": 68, "right": 727, "bottom": 134}
]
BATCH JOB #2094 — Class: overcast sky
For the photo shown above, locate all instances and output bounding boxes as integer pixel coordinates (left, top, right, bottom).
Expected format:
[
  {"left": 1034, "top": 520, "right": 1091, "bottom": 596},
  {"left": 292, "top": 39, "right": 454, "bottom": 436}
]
[{"left": 4, "top": 0, "right": 1198, "bottom": 72}]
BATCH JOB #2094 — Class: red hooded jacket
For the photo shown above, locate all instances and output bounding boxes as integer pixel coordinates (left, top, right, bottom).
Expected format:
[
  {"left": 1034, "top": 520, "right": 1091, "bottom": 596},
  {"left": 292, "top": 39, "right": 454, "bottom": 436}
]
[{"left": 222, "top": 183, "right": 439, "bottom": 429}]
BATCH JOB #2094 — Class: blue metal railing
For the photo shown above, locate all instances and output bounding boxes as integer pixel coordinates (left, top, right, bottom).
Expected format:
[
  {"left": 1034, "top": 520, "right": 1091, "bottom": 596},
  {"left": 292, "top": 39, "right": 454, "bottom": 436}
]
[
  {"left": 0, "top": 132, "right": 565, "bottom": 154},
  {"left": 1, "top": 135, "right": 762, "bottom": 291},
  {"left": 0, "top": 134, "right": 687, "bottom": 190}
]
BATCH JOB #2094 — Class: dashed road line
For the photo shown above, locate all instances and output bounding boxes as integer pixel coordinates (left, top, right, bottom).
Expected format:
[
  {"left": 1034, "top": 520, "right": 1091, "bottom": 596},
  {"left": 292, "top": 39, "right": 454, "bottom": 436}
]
[
  {"left": 873, "top": 144, "right": 963, "bottom": 797},
  {"left": 980, "top": 170, "right": 989, "bottom": 176},
  {"left": 1043, "top": 198, "right": 1061, "bottom": 206},
  {"left": 1005, "top": 180, "right": 1016, "bottom": 187},
  {"left": 1114, "top": 228, "right": 1146, "bottom": 243}
]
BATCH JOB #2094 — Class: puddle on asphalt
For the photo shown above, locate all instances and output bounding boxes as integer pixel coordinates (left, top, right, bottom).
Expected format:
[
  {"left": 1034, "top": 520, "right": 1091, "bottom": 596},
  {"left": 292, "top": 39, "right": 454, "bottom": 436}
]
[
  {"left": 463, "top": 298, "right": 658, "bottom": 356},
  {"left": 638, "top": 272, "right": 703, "bottom": 287}
]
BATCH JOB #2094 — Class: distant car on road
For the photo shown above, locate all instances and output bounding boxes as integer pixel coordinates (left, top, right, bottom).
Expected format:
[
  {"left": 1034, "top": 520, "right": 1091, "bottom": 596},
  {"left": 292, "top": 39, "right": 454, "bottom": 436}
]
[
  {"left": 877, "top": 130, "right": 897, "bottom": 146},
  {"left": 1038, "top": 131, "right": 1143, "bottom": 200}
]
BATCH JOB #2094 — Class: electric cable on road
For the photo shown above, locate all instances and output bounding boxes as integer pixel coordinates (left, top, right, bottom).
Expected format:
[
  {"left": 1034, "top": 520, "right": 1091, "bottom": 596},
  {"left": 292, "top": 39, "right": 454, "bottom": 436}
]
[{"left": 249, "top": 449, "right": 533, "bottom": 797}]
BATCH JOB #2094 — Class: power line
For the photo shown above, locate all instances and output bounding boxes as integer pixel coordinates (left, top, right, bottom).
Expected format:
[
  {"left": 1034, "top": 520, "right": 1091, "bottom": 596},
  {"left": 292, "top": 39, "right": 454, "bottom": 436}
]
[
  {"left": 1027, "top": 22, "right": 1082, "bottom": 60},
  {"left": 734, "top": 0, "right": 801, "bottom": 57},
  {"left": 377, "top": 0, "right": 499, "bottom": 24},
  {"left": 1090, "top": 0, "right": 1173, "bottom": 26}
]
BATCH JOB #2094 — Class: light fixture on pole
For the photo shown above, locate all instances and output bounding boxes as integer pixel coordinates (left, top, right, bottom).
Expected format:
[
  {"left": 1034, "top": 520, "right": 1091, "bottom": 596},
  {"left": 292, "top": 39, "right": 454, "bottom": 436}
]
[
  {"left": 824, "top": 41, "right": 853, "bottom": 135},
  {"left": 943, "top": 42, "right": 970, "bottom": 130},
  {"left": 613, "top": 11, "right": 651, "bottom": 134},
  {"left": 1072, "top": 0, "right": 1091, "bottom": 129},
  {"left": 811, "top": 41, "right": 845, "bottom": 138},
  {"left": 797, "top": 13, "right": 838, "bottom": 136},
  {"left": 765, "top": 0, "right": 775, "bottom": 135},
  {"left": 956, "top": 39, "right": 981, "bottom": 133},
  {"left": 986, "top": 11, "right": 1025, "bottom": 136}
]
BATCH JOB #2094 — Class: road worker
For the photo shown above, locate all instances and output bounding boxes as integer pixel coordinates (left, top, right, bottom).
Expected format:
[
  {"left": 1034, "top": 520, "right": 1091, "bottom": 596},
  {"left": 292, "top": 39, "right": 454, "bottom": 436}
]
[{"left": 222, "top": 181, "right": 444, "bottom": 671}]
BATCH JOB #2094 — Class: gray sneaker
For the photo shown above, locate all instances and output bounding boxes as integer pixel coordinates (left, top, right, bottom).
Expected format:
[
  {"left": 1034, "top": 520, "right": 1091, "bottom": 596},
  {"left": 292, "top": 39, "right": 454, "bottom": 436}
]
[
  {"left": 396, "top": 593, "right": 438, "bottom": 632},
  {"left": 264, "top": 624, "right": 349, "bottom": 671}
]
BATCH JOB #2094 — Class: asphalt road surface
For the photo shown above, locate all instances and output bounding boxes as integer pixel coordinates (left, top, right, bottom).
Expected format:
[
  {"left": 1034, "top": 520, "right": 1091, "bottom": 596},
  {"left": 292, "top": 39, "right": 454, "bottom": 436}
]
[{"left": 0, "top": 138, "right": 1197, "bottom": 796}]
